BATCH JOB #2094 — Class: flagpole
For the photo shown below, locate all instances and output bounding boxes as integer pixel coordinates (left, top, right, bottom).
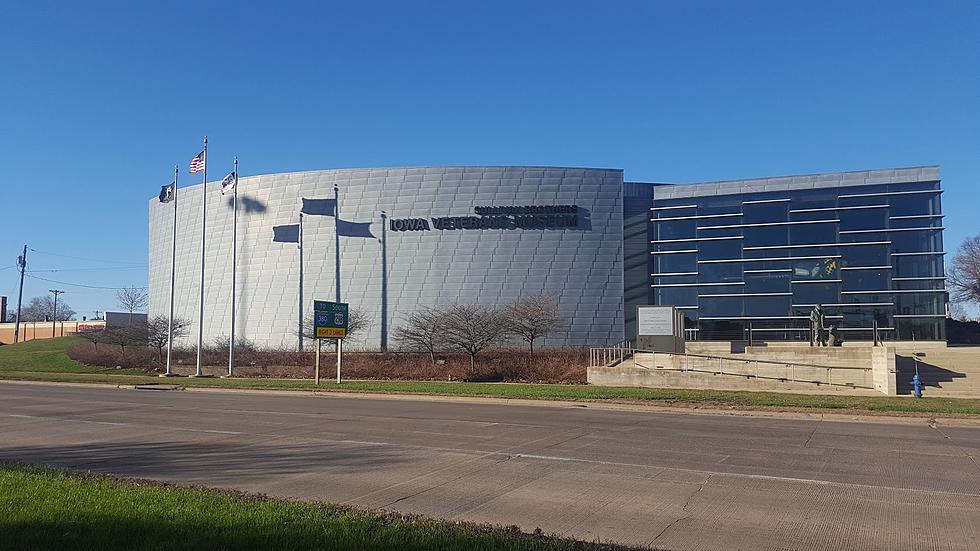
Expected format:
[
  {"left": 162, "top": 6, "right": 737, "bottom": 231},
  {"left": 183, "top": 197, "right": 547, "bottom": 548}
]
[
  {"left": 298, "top": 211, "right": 305, "bottom": 352},
  {"left": 164, "top": 165, "right": 179, "bottom": 377},
  {"left": 228, "top": 157, "right": 238, "bottom": 377},
  {"left": 194, "top": 136, "right": 207, "bottom": 377},
  {"left": 334, "top": 184, "right": 341, "bottom": 303}
]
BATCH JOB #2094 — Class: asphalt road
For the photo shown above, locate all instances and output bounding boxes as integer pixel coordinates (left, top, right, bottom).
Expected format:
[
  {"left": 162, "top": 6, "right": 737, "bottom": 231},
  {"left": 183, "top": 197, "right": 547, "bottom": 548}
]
[{"left": 1, "top": 382, "right": 979, "bottom": 550}]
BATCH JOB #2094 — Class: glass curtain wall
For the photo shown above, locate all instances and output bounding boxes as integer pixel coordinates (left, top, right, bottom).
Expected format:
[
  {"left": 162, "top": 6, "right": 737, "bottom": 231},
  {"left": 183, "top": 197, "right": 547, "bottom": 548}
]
[{"left": 649, "top": 181, "right": 945, "bottom": 341}]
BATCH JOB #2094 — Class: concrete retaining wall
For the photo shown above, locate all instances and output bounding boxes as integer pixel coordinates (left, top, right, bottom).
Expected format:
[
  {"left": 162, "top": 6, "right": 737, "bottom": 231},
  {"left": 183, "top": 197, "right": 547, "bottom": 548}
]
[{"left": 588, "top": 345, "right": 898, "bottom": 395}]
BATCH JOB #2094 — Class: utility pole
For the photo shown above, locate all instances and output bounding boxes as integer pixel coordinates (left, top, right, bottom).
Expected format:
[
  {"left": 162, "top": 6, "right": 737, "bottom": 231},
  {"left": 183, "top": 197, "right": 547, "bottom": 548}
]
[
  {"left": 48, "top": 289, "right": 64, "bottom": 338},
  {"left": 14, "top": 245, "right": 27, "bottom": 343}
]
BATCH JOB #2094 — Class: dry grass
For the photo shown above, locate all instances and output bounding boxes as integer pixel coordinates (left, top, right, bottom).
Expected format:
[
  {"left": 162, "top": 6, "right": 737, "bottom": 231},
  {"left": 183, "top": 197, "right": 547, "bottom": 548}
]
[{"left": 67, "top": 344, "right": 588, "bottom": 384}]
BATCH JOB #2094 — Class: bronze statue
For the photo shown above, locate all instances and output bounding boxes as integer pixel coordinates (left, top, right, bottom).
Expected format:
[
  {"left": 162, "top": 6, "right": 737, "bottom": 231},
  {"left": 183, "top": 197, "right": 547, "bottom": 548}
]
[{"left": 810, "top": 305, "right": 826, "bottom": 347}]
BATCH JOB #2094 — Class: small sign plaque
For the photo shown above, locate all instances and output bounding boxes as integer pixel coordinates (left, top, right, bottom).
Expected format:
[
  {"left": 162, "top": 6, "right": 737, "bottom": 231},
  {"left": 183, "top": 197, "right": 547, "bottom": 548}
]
[{"left": 637, "top": 306, "right": 675, "bottom": 336}]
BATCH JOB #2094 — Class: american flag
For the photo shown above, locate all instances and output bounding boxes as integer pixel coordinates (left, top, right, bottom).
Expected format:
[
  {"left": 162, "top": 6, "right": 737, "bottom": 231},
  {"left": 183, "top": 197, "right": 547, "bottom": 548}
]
[{"left": 189, "top": 150, "right": 206, "bottom": 173}]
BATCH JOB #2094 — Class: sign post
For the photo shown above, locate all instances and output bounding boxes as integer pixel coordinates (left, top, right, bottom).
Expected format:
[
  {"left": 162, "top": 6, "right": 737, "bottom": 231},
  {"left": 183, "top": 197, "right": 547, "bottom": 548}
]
[
  {"left": 313, "top": 300, "right": 348, "bottom": 384},
  {"left": 314, "top": 338, "right": 321, "bottom": 385}
]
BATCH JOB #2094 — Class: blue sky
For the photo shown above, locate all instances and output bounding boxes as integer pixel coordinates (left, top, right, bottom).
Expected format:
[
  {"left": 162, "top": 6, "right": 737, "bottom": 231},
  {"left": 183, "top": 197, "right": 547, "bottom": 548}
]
[{"left": 1, "top": 0, "right": 977, "bottom": 317}]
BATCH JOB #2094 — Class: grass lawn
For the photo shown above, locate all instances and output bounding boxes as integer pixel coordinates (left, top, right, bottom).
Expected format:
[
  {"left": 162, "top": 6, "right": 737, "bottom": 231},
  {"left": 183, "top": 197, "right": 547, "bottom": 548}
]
[
  {"left": 0, "top": 463, "right": 634, "bottom": 551},
  {"left": 3, "top": 337, "right": 980, "bottom": 417}
]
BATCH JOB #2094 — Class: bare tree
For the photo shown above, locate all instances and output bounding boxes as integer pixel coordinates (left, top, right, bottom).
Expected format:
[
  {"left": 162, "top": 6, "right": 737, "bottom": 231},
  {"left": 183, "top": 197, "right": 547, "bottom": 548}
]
[
  {"left": 20, "top": 295, "right": 75, "bottom": 322},
  {"left": 949, "top": 235, "right": 980, "bottom": 304},
  {"left": 298, "top": 306, "right": 372, "bottom": 345},
  {"left": 147, "top": 316, "right": 191, "bottom": 359},
  {"left": 949, "top": 302, "right": 972, "bottom": 323},
  {"left": 502, "top": 294, "right": 564, "bottom": 358},
  {"left": 76, "top": 330, "right": 106, "bottom": 349},
  {"left": 392, "top": 307, "right": 447, "bottom": 363},
  {"left": 116, "top": 287, "right": 149, "bottom": 324},
  {"left": 102, "top": 323, "right": 149, "bottom": 351},
  {"left": 441, "top": 303, "right": 503, "bottom": 373}
]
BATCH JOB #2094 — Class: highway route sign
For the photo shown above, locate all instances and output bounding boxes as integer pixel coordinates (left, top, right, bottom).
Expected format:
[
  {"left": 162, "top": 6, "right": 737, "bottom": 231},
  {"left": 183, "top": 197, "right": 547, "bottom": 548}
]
[{"left": 313, "top": 300, "right": 348, "bottom": 338}]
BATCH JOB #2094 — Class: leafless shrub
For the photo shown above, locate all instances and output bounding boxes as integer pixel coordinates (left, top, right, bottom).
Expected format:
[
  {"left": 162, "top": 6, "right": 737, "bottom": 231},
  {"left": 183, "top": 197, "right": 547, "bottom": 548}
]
[
  {"left": 99, "top": 323, "right": 149, "bottom": 351},
  {"left": 440, "top": 303, "right": 504, "bottom": 374},
  {"left": 392, "top": 307, "right": 447, "bottom": 363},
  {"left": 146, "top": 316, "right": 191, "bottom": 359},
  {"left": 501, "top": 294, "right": 564, "bottom": 358},
  {"left": 949, "top": 235, "right": 980, "bottom": 304},
  {"left": 76, "top": 330, "right": 106, "bottom": 349}
]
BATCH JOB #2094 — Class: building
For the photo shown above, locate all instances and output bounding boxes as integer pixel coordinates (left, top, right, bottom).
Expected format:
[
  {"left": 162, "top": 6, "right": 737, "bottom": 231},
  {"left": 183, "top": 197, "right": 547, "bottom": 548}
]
[
  {"left": 148, "top": 165, "right": 945, "bottom": 350},
  {"left": 625, "top": 166, "right": 945, "bottom": 342},
  {"left": 148, "top": 167, "right": 624, "bottom": 349}
]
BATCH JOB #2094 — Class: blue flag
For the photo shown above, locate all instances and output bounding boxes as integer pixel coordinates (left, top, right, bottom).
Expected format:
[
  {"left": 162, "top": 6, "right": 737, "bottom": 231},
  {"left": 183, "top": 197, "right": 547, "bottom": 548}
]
[{"left": 272, "top": 224, "right": 300, "bottom": 243}]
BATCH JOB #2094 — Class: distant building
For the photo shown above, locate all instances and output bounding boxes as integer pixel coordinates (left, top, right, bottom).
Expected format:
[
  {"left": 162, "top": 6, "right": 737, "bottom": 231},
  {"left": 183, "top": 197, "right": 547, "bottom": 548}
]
[{"left": 104, "top": 312, "right": 148, "bottom": 328}]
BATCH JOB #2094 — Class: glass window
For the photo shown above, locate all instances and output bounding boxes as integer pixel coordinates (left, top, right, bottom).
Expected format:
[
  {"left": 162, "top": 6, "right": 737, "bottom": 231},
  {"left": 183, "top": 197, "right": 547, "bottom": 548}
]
[
  {"left": 654, "top": 275, "right": 697, "bottom": 285},
  {"left": 696, "top": 197, "right": 742, "bottom": 216},
  {"left": 890, "top": 216, "right": 943, "bottom": 229},
  {"left": 744, "top": 248, "right": 788, "bottom": 259},
  {"left": 699, "top": 285, "right": 745, "bottom": 295},
  {"left": 792, "top": 282, "right": 840, "bottom": 305},
  {"left": 655, "top": 252, "right": 697, "bottom": 273},
  {"left": 896, "top": 318, "right": 944, "bottom": 341},
  {"left": 698, "top": 240, "right": 741, "bottom": 261},
  {"left": 744, "top": 225, "right": 788, "bottom": 247},
  {"left": 744, "top": 272, "right": 790, "bottom": 293},
  {"left": 791, "top": 258, "right": 840, "bottom": 280},
  {"left": 894, "top": 279, "right": 946, "bottom": 291},
  {"left": 698, "top": 320, "right": 745, "bottom": 341},
  {"left": 889, "top": 193, "right": 941, "bottom": 217},
  {"left": 894, "top": 256, "right": 944, "bottom": 278},
  {"left": 840, "top": 231, "right": 888, "bottom": 243},
  {"left": 838, "top": 186, "right": 889, "bottom": 207},
  {"left": 699, "top": 297, "right": 744, "bottom": 318},
  {"left": 697, "top": 225, "right": 743, "bottom": 238},
  {"left": 655, "top": 241, "right": 698, "bottom": 252},
  {"left": 836, "top": 306, "right": 893, "bottom": 330},
  {"left": 891, "top": 230, "right": 942, "bottom": 254},
  {"left": 895, "top": 292, "right": 945, "bottom": 315},
  {"left": 745, "top": 295, "right": 792, "bottom": 317},
  {"left": 840, "top": 209, "right": 887, "bottom": 231},
  {"left": 791, "top": 222, "right": 838, "bottom": 245},
  {"left": 743, "top": 202, "right": 788, "bottom": 224},
  {"left": 842, "top": 269, "right": 890, "bottom": 292},
  {"left": 699, "top": 263, "right": 742, "bottom": 284},
  {"left": 788, "top": 189, "right": 839, "bottom": 211},
  {"left": 654, "top": 219, "right": 696, "bottom": 240},
  {"left": 791, "top": 247, "right": 837, "bottom": 257},
  {"left": 655, "top": 287, "right": 697, "bottom": 306},
  {"left": 841, "top": 245, "right": 888, "bottom": 268}
]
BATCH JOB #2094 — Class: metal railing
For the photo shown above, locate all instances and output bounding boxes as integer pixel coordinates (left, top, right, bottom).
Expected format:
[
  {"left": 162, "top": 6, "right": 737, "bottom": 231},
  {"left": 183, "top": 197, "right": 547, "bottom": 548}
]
[
  {"left": 588, "top": 346, "right": 874, "bottom": 389},
  {"left": 589, "top": 340, "right": 633, "bottom": 368}
]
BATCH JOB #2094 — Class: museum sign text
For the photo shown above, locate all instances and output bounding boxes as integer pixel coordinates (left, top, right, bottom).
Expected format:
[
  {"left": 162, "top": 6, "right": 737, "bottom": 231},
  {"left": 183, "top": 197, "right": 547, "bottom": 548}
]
[{"left": 389, "top": 205, "right": 579, "bottom": 232}]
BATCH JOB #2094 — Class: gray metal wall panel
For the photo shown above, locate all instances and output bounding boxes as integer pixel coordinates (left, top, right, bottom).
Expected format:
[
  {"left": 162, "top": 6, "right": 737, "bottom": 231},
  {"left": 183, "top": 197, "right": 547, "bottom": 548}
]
[{"left": 148, "top": 166, "right": 625, "bottom": 350}]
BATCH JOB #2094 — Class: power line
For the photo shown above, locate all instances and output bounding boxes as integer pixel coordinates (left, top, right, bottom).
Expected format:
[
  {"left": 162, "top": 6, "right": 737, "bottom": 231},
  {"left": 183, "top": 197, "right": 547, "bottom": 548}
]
[
  {"left": 28, "top": 248, "right": 145, "bottom": 266},
  {"left": 25, "top": 274, "right": 147, "bottom": 291},
  {"left": 27, "top": 267, "right": 147, "bottom": 273}
]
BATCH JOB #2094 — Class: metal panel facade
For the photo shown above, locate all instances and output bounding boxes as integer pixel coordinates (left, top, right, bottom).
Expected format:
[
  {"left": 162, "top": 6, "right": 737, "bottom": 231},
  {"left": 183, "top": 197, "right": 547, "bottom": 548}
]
[{"left": 148, "top": 166, "right": 625, "bottom": 350}]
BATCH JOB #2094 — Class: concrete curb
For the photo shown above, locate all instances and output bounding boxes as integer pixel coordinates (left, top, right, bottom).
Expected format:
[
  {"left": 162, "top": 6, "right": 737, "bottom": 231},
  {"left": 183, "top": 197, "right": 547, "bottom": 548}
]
[{"left": 3, "top": 377, "right": 979, "bottom": 427}]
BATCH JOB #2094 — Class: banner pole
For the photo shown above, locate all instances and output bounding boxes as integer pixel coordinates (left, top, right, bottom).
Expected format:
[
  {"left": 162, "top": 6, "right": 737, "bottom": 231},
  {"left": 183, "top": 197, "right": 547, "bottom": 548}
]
[
  {"left": 228, "top": 157, "right": 238, "bottom": 377},
  {"left": 194, "top": 136, "right": 208, "bottom": 377},
  {"left": 164, "top": 164, "right": 178, "bottom": 377}
]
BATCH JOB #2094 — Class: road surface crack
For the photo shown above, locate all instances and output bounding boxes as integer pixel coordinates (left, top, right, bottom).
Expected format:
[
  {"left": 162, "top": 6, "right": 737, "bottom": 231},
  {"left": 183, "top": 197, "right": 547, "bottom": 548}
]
[
  {"left": 930, "top": 423, "right": 980, "bottom": 474},
  {"left": 650, "top": 473, "right": 711, "bottom": 545},
  {"left": 381, "top": 453, "right": 515, "bottom": 508},
  {"left": 802, "top": 420, "right": 821, "bottom": 449}
]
